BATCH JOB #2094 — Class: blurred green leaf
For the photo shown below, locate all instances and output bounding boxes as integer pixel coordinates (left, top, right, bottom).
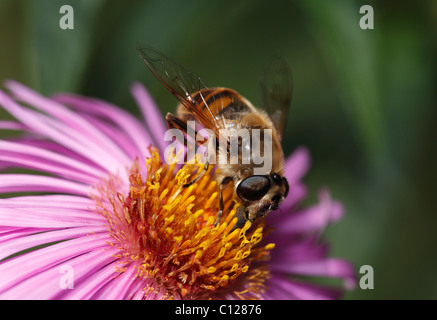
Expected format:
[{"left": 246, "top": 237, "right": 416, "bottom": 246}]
[
  {"left": 26, "top": 0, "right": 104, "bottom": 94},
  {"left": 297, "top": 0, "right": 385, "bottom": 163}
]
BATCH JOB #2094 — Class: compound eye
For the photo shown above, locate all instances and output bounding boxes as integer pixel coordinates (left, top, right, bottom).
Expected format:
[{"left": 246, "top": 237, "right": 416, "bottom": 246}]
[{"left": 237, "top": 175, "right": 271, "bottom": 202}]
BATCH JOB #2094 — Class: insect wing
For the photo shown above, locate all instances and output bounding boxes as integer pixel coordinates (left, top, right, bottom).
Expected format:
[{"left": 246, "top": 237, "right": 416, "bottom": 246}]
[
  {"left": 137, "top": 45, "right": 219, "bottom": 132},
  {"left": 258, "top": 57, "right": 293, "bottom": 139}
]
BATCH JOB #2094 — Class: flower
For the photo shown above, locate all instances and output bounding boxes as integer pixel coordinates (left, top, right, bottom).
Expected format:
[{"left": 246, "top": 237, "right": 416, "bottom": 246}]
[{"left": 0, "top": 80, "right": 356, "bottom": 299}]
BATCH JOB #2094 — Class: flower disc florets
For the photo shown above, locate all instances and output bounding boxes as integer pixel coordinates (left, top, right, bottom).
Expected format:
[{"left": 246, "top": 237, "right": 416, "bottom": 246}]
[{"left": 94, "top": 148, "right": 274, "bottom": 299}]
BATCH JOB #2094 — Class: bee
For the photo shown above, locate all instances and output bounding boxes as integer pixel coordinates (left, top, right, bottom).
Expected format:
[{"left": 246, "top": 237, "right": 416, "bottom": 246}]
[{"left": 138, "top": 46, "right": 292, "bottom": 230}]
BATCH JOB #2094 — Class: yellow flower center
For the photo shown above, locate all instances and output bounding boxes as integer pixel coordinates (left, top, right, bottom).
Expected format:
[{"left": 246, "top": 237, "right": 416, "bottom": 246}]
[{"left": 94, "top": 148, "right": 274, "bottom": 299}]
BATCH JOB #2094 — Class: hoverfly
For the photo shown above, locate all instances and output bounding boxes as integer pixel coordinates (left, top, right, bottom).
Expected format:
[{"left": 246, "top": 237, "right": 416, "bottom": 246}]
[{"left": 137, "top": 46, "right": 292, "bottom": 230}]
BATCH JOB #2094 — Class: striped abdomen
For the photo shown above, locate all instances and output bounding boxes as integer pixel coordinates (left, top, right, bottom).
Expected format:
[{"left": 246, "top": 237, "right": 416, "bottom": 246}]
[{"left": 189, "top": 88, "right": 254, "bottom": 128}]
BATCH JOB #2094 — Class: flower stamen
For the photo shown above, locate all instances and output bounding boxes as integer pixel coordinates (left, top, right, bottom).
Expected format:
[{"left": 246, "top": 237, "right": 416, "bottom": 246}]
[{"left": 94, "top": 147, "right": 274, "bottom": 299}]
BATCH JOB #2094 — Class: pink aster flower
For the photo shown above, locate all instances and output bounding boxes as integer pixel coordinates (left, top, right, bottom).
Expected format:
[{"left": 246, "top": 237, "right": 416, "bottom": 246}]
[{"left": 0, "top": 80, "right": 355, "bottom": 299}]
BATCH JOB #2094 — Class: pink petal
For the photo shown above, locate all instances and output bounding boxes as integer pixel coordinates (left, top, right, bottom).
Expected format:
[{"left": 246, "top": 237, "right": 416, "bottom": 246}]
[
  {"left": 0, "top": 153, "right": 98, "bottom": 185},
  {"left": 129, "top": 279, "right": 150, "bottom": 300},
  {"left": 272, "top": 256, "right": 354, "bottom": 276},
  {"left": 269, "top": 238, "right": 329, "bottom": 263},
  {"left": 0, "top": 233, "right": 111, "bottom": 295},
  {"left": 0, "top": 226, "right": 106, "bottom": 261},
  {"left": 0, "top": 90, "right": 123, "bottom": 173},
  {"left": 0, "top": 207, "right": 102, "bottom": 228},
  {"left": 272, "top": 190, "right": 344, "bottom": 235},
  {"left": 93, "top": 264, "right": 140, "bottom": 300},
  {"left": 0, "top": 195, "right": 103, "bottom": 230},
  {"left": 61, "top": 259, "right": 121, "bottom": 300},
  {"left": 266, "top": 275, "right": 343, "bottom": 300},
  {"left": 0, "top": 174, "right": 90, "bottom": 196},
  {"left": 8, "top": 138, "right": 107, "bottom": 169},
  {"left": 131, "top": 82, "right": 167, "bottom": 153},
  {"left": 0, "top": 120, "right": 27, "bottom": 131},
  {"left": 1, "top": 249, "right": 117, "bottom": 300},
  {"left": 284, "top": 147, "right": 311, "bottom": 184},
  {"left": 53, "top": 94, "right": 153, "bottom": 160},
  {"left": 1, "top": 195, "right": 95, "bottom": 208},
  {"left": 6, "top": 80, "right": 132, "bottom": 167},
  {"left": 82, "top": 114, "right": 142, "bottom": 161},
  {"left": 267, "top": 182, "right": 307, "bottom": 226},
  {"left": 0, "top": 140, "right": 107, "bottom": 180},
  {"left": 0, "top": 227, "right": 47, "bottom": 244}
]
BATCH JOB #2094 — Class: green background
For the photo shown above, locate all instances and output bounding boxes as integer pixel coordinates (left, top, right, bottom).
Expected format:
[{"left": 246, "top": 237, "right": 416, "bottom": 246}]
[{"left": 1, "top": 0, "right": 436, "bottom": 299}]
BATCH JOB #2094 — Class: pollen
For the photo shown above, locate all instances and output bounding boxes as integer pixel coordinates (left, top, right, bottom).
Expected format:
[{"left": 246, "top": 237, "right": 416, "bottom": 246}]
[{"left": 94, "top": 147, "right": 274, "bottom": 300}]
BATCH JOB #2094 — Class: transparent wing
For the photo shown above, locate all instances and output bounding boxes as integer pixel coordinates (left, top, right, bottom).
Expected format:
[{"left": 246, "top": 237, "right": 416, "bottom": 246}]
[
  {"left": 137, "top": 45, "right": 219, "bottom": 131},
  {"left": 258, "top": 57, "right": 293, "bottom": 140}
]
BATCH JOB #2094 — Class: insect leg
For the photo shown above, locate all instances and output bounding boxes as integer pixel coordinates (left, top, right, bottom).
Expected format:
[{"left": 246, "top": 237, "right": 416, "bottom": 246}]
[
  {"left": 215, "top": 176, "right": 233, "bottom": 226},
  {"left": 183, "top": 162, "right": 209, "bottom": 187},
  {"left": 165, "top": 113, "right": 192, "bottom": 151},
  {"left": 165, "top": 113, "right": 210, "bottom": 188},
  {"left": 230, "top": 206, "right": 250, "bottom": 232}
]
